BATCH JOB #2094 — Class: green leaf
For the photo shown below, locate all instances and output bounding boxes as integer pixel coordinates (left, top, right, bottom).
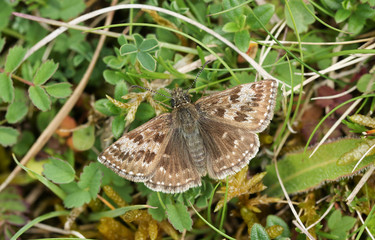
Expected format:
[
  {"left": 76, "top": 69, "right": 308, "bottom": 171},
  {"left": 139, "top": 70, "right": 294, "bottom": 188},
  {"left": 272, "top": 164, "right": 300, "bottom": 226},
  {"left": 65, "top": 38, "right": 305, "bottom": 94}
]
[
  {"left": 5, "top": 88, "right": 28, "bottom": 123},
  {"left": 112, "top": 115, "right": 126, "bottom": 139},
  {"left": 72, "top": 125, "right": 95, "bottom": 151},
  {"left": 135, "top": 103, "right": 155, "bottom": 121},
  {"left": 285, "top": 0, "right": 315, "bottom": 33},
  {"left": 234, "top": 30, "right": 250, "bottom": 52},
  {"left": 328, "top": 210, "right": 356, "bottom": 240},
  {"left": 139, "top": 38, "right": 159, "bottom": 52},
  {"left": 264, "top": 138, "right": 375, "bottom": 197},
  {"left": 13, "top": 156, "right": 66, "bottom": 200},
  {"left": 12, "top": 131, "right": 35, "bottom": 156},
  {"left": 94, "top": 99, "right": 120, "bottom": 116},
  {"left": 0, "top": 1, "right": 12, "bottom": 31},
  {"left": 44, "top": 82, "right": 72, "bottom": 98},
  {"left": 137, "top": 52, "right": 157, "bottom": 71},
  {"left": 29, "top": 86, "right": 51, "bottom": 111},
  {"left": 348, "top": 13, "right": 366, "bottom": 34},
  {"left": 335, "top": 8, "right": 351, "bottom": 23},
  {"left": 133, "top": 34, "right": 144, "bottom": 48},
  {"left": 5, "top": 46, "right": 27, "bottom": 73},
  {"left": 119, "top": 44, "right": 138, "bottom": 56},
  {"left": 247, "top": 4, "right": 275, "bottom": 30},
  {"left": 356, "top": 74, "right": 375, "bottom": 93},
  {"left": 0, "top": 72, "right": 14, "bottom": 103},
  {"left": 250, "top": 223, "right": 270, "bottom": 240},
  {"left": 77, "top": 162, "right": 102, "bottom": 198},
  {"left": 0, "top": 127, "right": 20, "bottom": 147},
  {"left": 64, "top": 189, "right": 91, "bottom": 208},
  {"left": 222, "top": 21, "right": 240, "bottom": 32},
  {"left": 43, "top": 158, "right": 75, "bottom": 184},
  {"left": 4, "top": 214, "right": 27, "bottom": 226},
  {"left": 103, "top": 70, "right": 124, "bottom": 85},
  {"left": 114, "top": 80, "right": 128, "bottom": 100},
  {"left": 148, "top": 192, "right": 168, "bottom": 222},
  {"left": 166, "top": 202, "right": 192, "bottom": 232},
  {"left": 33, "top": 60, "right": 59, "bottom": 85}
]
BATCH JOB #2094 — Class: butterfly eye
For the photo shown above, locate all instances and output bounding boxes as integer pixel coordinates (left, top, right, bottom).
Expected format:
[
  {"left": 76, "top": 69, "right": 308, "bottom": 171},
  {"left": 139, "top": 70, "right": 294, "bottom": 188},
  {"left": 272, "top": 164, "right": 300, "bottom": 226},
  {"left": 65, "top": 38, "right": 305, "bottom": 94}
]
[
  {"left": 171, "top": 98, "right": 175, "bottom": 107},
  {"left": 184, "top": 95, "right": 190, "bottom": 102}
]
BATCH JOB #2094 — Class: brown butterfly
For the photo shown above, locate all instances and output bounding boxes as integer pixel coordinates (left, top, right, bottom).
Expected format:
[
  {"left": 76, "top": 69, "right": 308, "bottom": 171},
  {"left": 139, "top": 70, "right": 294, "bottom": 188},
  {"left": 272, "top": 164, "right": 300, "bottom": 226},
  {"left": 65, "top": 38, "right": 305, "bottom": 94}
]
[{"left": 98, "top": 79, "right": 277, "bottom": 193}]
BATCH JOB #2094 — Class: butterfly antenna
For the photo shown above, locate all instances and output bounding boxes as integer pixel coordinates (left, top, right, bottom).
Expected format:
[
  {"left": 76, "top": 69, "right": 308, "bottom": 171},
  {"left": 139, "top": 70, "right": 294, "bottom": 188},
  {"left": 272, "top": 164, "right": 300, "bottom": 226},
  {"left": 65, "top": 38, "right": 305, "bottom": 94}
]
[
  {"left": 187, "top": 60, "right": 212, "bottom": 92},
  {"left": 130, "top": 85, "right": 172, "bottom": 99}
]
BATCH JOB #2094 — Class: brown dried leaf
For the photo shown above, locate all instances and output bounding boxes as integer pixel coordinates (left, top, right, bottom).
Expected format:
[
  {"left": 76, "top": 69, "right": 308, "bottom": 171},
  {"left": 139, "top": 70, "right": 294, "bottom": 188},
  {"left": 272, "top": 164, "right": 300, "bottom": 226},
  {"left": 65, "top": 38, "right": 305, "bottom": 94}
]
[{"left": 214, "top": 166, "right": 267, "bottom": 212}]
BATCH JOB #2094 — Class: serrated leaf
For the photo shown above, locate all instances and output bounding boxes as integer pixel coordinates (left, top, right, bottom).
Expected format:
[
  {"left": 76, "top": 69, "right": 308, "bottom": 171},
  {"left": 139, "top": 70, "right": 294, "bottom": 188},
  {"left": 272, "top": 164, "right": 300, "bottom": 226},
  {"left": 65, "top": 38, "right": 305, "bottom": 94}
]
[
  {"left": 28, "top": 86, "right": 51, "bottom": 111},
  {"left": 64, "top": 190, "right": 91, "bottom": 208},
  {"left": 328, "top": 210, "right": 356, "bottom": 240},
  {"left": 120, "top": 44, "right": 138, "bottom": 56},
  {"left": 264, "top": 138, "right": 375, "bottom": 196},
  {"left": 166, "top": 202, "right": 192, "bottom": 232},
  {"left": 251, "top": 223, "right": 270, "bottom": 240},
  {"left": 0, "top": 2, "right": 12, "bottom": 32},
  {"left": 5, "top": 46, "right": 27, "bottom": 73},
  {"left": 356, "top": 74, "right": 375, "bottom": 93},
  {"left": 0, "top": 73, "right": 14, "bottom": 103},
  {"left": 43, "top": 158, "right": 75, "bottom": 184},
  {"left": 33, "top": 60, "right": 59, "bottom": 85},
  {"left": 247, "top": 4, "right": 275, "bottom": 30},
  {"left": 139, "top": 39, "right": 159, "bottom": 52},
  {"left": 0, "top": 126, "right": 20, "bottom": 147},
  {"left": 234, "top": 30, "right": 250, "bottom": 52},
  {"left": 77, "top": 162, "right": 102, "bottom": 198},
  {"left": 148, "top": 192, "right": 168, "bottom": 222},
  {"left": 72, "top": 125, "right": 95, "bottom": 151},
  {"left": 5, "top": 88, "right": 27, "bottom": 123},
  {"left": 112, "top": 115, "right": 126, "bottom": 139},
  {"left": 44, "top": 82, "right": 72, "bottom": 98},
  {"left": 285, "top": 0, "right": 315, "bottom": 33},
  {"left": 137, "top": 52, "right": 157, "bottom": 71}
]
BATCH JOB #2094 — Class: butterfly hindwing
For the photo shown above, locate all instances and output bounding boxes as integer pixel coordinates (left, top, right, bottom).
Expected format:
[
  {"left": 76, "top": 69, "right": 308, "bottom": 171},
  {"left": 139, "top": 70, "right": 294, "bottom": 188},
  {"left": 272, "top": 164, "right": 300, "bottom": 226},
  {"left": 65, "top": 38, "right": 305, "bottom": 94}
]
[
  {"left": 198, "top": 117, "right": 260, "bottom": 179},
  {"left": 145, "top": 128, "right": 202, "bottom": 193}
]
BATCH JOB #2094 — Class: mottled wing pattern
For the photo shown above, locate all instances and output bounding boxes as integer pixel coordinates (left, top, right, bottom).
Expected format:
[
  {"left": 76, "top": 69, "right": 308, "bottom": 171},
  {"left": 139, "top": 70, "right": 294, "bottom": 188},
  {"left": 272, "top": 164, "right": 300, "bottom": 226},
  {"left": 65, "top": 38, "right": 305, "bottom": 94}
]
[
  {"left": 196, "top": 79, "right": 277, "bottom": 132},
  {"left": 98, "top": 114, "right": 172, "bottom": 182},
  {"left": 199, "top": 117, "right": 260, "bottom": 179},
  {"left": 145, "top": 128, "right": 201, "bottom": 193}
]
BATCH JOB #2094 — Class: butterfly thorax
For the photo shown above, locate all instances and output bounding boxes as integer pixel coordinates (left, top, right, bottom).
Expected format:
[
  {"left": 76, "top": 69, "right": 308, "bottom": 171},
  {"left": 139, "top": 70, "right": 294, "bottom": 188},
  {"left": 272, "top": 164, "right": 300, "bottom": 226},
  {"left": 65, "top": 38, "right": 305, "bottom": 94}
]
[{"left": 171, "top": 88, "right": 207, "bottom": 175}]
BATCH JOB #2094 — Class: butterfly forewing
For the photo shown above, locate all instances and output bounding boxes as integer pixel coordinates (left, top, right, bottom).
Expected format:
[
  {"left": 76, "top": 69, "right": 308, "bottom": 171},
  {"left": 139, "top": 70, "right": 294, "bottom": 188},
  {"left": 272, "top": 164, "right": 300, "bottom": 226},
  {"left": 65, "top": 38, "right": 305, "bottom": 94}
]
[
  {"left": 196, "top": 79, "right": 277, "bottom": 132},
  {"left": 98, "top": 114, "right": 172, "bottom": 182}
]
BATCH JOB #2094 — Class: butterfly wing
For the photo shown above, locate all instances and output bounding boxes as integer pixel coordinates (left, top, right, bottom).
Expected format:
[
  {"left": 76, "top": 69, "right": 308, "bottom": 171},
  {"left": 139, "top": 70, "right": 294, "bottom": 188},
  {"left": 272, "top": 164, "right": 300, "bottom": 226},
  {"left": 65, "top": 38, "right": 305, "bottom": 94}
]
[
  {"left": 198, "top": 117, "right": 260, "bottom": 179},
  {"left": 98, "top": 113, "right": 172, "bottom": 182},
  {"left": 196, "top": 79, "right": 277, "bottom": 133},
  {"left": 145, "top": 128, "right": 201, "bottom": 193}
]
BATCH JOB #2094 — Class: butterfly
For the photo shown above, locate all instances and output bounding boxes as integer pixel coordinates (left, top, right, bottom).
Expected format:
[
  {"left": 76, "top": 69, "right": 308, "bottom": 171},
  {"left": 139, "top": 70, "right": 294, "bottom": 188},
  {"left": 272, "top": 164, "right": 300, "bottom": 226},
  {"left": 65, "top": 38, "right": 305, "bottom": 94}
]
[{"left": 98, "top": 79, "right": 278, "bottom": 193}]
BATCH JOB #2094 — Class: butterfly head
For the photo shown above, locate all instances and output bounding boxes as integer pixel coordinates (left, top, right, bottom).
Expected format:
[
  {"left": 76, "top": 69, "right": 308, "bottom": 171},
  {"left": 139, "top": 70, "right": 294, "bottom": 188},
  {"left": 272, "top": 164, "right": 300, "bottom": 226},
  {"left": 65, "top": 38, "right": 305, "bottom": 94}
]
[{"left": 170, "top": 88, "right": 191, "bottom": 108}]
